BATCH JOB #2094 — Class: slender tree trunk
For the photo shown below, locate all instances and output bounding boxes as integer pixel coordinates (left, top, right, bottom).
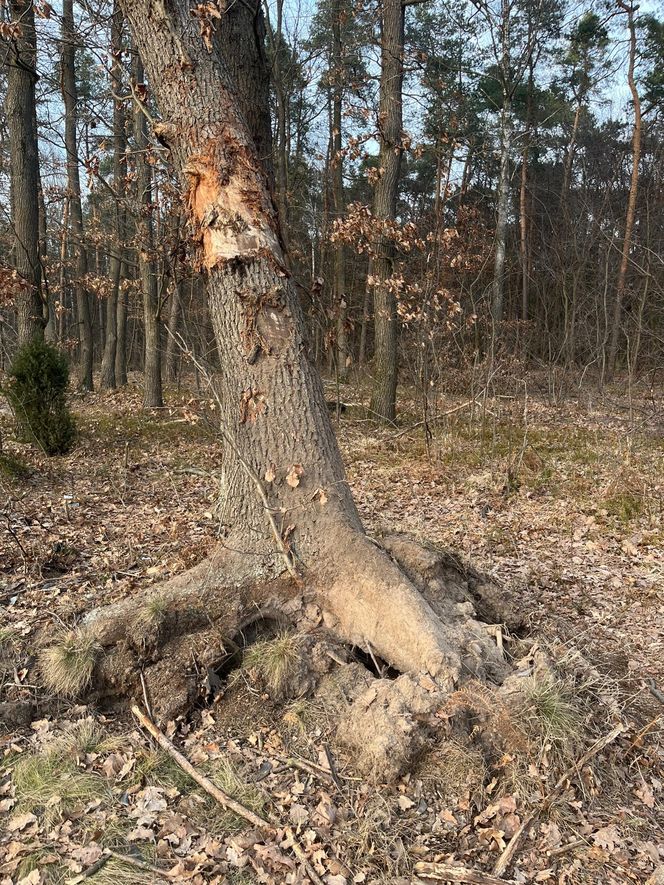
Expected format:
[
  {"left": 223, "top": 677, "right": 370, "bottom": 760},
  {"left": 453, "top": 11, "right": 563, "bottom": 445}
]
[
  {"left": 492, "top": 110, "right": 511, "bottom": 327},
  {"left": 519, "top": 53, "right": 534, "bottom": 325},
  {"left": 39, "top": 178, "right": 56, "bottom": 341},
  {"left": 491, "top": 0, "right": 511, "bottom": 328},
  {"left": 608, "top": 0, "right": 641, "bottom": 376},
  {"left": 165, "top": 278, "right": 183, "bottom": 382},
  {"left": 115, "top": 0, "right": 461, "bottom": 680},
  {"left": 58, "top": 197, "right": 70, "bottom": 344},
  {"left": 101, "top": 2, "right": 126, "bottom": 390},
  {"left": 561, "top": 100, "right": 582, "bottom": 205},
  {"left": 331, "top": 0, "right": 348, "bottom": 379},
  {"left": 369, "top": 0, "right": 405, "bottom": 423},
  {"left": 358, "top": 257, "right": 373, "bottom": 367},
  {"left": 267, "top": 0, "right": 290, "bottom": 252},
  {"left": 5, "top": 0, "right": 43, "bottom": 344},
  {"left": 132, "top": 54, "right": 163, "bottom": 409},
  {"left": 61, "top": 0, "right": 93, "bottom": 388}
]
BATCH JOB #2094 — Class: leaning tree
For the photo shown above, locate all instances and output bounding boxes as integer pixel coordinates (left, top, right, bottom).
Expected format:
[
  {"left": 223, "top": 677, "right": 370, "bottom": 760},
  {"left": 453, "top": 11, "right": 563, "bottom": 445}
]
[{"left": 81, "top": 0, "right": 505, "bottom": 717}]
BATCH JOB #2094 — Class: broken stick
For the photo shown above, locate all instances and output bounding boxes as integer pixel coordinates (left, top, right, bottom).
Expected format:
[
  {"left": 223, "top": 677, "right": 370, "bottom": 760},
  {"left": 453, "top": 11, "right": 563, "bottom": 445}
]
[
  {"left": 131, "top": 704, "right": 272, "bottom": 830},
  {"left": 131, "top": 705, "right": 328, "bottom": 885}
]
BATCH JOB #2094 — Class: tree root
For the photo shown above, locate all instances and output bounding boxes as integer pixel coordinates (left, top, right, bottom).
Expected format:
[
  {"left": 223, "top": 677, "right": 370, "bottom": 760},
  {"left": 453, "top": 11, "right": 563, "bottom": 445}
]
[{"left": 35, "top": 532, "right": 517, "bottom": 774}]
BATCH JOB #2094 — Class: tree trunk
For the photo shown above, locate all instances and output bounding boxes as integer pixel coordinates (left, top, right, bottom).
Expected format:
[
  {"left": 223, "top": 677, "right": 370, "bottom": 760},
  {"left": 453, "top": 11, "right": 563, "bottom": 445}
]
[
  {"left": 100, "top": 2, "right": 126, "bottom": 391},
  {"left": 5, "top": 0, "right": 43, "bottom": 344},
  {"left": 61, "top": 0, "right": 93, "bottom": 388},
  {"left": 491, "top": 0, "right": 511, "bottom": 329},
  {"left": 266, "top": 0, "right": 289, "bottom": 251},
  {"left": 331, "top": 0, "right": 349, "bottom": 380},
  {"left": 132, "top": 54, "right": 163, "bottom": 409},
  {"left": 165, "top": 277, "right": 183, "bottom": 382},
  {"left": 369, "top": 0, "right": 405, "bottom": 423},
  {"left": 111, "top": 0, "right": 464, "bottom": 683},
  {"left": 39, "top": 177, "right": 56, "bottom": 342},
  {"left": 608, "top": 0, "right": 641, "bottom": 377}
]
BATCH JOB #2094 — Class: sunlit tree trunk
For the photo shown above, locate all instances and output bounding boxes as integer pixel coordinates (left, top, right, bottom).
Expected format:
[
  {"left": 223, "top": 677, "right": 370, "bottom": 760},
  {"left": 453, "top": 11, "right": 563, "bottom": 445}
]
[
  {"left": 61, "top": 0, "right": 93, "bottom": 388},
  {"left": 101, "top": 2, "right": 126, "bottom": 390},
  {"left": 369, "top": 0, "right": 405, "bottom": 423},
  {"left": 115, "top": 0, "right": 460, "bottom": 679}
]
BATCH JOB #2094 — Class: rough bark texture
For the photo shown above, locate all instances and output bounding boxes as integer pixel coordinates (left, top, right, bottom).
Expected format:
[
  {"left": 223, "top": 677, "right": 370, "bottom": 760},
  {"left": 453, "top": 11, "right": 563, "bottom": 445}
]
[
  {"left": 491, "top": 0, "right": 511, "bottom": 328},
  {"left": 61, "top": 0, "right": 93, "bottom": 389},
  {"left": 266, "top": 0, "right": 289, "bottom": 250},
  {"left": 5, "top": 0, "right": 43, "bottom": 344},
  {"left": 216, "top": 0, "right": 274, "bottom": 185},
  {"left": 608, "top": 0, "right": 641, "bottom": 377},
  {"left": 369, "top": 0, "right": 405, "bottom": 423},
  {"left": 114, "top": 0, "right": 463, "bottom": 682},
  {"left": 331, "top": 0, "right": 348, "bottom": 379},
  {"left": 133, "top": 54, "right": 163, "bottom": 409},
  {"left": 100, "top": 2, "right": 126, "bottom": 391}
]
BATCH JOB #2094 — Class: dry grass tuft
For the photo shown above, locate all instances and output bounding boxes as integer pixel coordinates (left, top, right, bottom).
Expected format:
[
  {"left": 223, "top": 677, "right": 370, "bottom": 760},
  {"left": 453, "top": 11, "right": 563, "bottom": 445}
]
[
  {"left": 86, "top": 857, "right": 154, "bottom": 884},
  {"left": 523, "top": 676, "right": 581, "bottom": 745},
  {"left": 39, "top": 627, "right": 100, "bottom": 696},
  {"left": 13, "top": 738, "right": 107, "bottom": 829},
  {"left": 137, "top": 594, "right": 170, "bottom": 628},
  {"left": 242, "top": 629, "right": 303, "bottom": 696}
]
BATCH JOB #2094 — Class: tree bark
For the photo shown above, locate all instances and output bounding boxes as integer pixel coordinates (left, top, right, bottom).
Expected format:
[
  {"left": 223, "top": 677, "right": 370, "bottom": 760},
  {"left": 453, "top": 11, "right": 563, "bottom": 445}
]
[
  {"left": 369, "top": 0, "right": 405, "bottom": 423},
  {"left": 608, "top": 0, "right": 641, "bottom": 377},
  {"left": 331, "top": 0, "right": 349, "bottom": 380},
  {"left": 61, "top": 0, "right": 93, "bottom": 388},
  {"left": 5, "top": 0, "right": 43, "bottom": 344},
  {"left": 100, "top": 2, "right": 126, "bottom": 391},
  {"left": 132, "top": 54, "right": 163, "bottom": 409},
  {"left": 491, "top": 0, "right": 511, "bottom": 328},
  {"left": 114, "top": 0, "right": 460, "bottom": 681}
]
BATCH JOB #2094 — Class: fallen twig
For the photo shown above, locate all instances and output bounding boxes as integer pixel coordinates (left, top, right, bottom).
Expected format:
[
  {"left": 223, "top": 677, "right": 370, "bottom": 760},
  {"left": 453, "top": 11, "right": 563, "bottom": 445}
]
[
  {"left": 131, "top": 704, "right": 272, "bottom": 829},
  {"left": 131, "top": 706, "right": 332, "bottom": 884},
  {"left": 492, "top": 723, "right": 624, "bottom": 877},
  {"left": 414, "top": 861, "right": 515, "bottom": 883}
]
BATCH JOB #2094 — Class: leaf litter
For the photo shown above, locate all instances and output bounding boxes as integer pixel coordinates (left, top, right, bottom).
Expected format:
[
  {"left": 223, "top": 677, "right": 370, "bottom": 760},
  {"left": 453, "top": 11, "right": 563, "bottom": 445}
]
[{"left": 1, "top": 381, "right": 663, "bottom": 884}]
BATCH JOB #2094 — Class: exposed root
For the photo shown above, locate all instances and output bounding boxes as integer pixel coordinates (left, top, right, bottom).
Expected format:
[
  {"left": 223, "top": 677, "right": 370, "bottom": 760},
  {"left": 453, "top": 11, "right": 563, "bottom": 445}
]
[{"left": 35, "top": 532, "right": 520, "bottom": 776}]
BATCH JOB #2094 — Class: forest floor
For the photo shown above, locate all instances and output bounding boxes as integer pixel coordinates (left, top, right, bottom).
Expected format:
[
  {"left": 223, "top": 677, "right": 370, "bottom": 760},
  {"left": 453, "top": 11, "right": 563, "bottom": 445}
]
[{"left": 1, "top": 374, "right": 663, "bottom": 884}]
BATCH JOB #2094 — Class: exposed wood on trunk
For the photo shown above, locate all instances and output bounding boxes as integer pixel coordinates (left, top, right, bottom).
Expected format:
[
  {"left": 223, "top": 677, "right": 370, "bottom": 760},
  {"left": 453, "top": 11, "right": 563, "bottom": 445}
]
[{"left": 115, "top": 0, "right": 461, "bottom": 680}]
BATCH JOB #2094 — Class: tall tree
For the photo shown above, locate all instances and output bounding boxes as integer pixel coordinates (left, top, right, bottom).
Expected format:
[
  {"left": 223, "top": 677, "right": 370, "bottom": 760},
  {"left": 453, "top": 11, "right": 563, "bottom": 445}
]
[
  {"left": 113, "top": 0, "right": 458, "bottom": 678},
  {"left": 100, "top": 2, "right": 126, "bottom": 390},
  {"left": 4, "top": 0, "right": 43, "bottom": 344},
  {"left": 61, "top": 0, "right": 93, "bottom": 388},
  {"left": 369, "top": 0, "right": 406, "bottom": 423},
  {"left": 132, "top": 53, "right": 163, "bottom": 409},
  {"left": 608, "top": 0, "right": 642, "bottom": 376}
]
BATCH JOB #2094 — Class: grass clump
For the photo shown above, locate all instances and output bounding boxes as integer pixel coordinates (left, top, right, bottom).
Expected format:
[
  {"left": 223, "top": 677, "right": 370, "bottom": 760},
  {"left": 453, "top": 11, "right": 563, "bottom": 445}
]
[
  {"left": 524, "top": 676, "right": 581, "bottom": 745},
  {"left": 39, "top": 627, "right": 100, "bottom": 696},
  {"left": 242, "top": 630, "right": 303, "bottom": 697},
  {"left": 135, "top": 748, "right": 196, "bottom": 794},
  {"left": 204, "top": 757, "right": 266, "bottom": 834},
  {"left": 3, "top": 338, "right": 76, "bottom": 455},
  {"left": 603, "top": 490, "right": 643, "bottom": 523},
  {"left": 13, "top": 736, "right": 107, "bottom": 829}
]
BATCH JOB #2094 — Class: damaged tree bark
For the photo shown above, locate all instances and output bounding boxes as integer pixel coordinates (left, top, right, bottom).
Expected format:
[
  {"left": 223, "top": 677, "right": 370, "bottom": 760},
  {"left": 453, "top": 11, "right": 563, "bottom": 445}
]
[{"left": 82, "top": 0, "right": 506, "bottom": 711}]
